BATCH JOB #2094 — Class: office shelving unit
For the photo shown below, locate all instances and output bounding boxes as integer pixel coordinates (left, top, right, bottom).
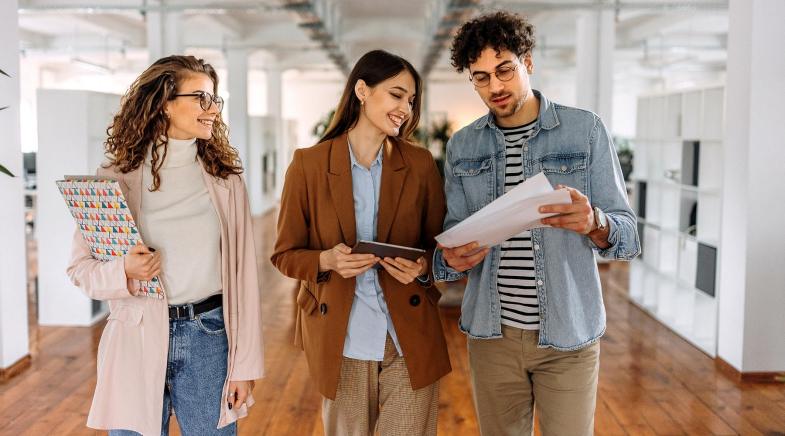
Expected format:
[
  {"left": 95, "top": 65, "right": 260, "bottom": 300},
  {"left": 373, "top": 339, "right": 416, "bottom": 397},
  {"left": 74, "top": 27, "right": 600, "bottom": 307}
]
[{"left": 629, "top": 86, "right": 724, "bottom": 356}]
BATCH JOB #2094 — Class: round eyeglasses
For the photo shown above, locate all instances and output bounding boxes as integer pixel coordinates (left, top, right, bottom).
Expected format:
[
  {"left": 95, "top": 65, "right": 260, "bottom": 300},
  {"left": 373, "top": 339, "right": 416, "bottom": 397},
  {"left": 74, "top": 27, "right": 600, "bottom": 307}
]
[
  {"left": 173, "top": 91, "right": 224, "bottom": 112},
  {"left": 470, "top": 63, "right": 518, "bottom": 88}
]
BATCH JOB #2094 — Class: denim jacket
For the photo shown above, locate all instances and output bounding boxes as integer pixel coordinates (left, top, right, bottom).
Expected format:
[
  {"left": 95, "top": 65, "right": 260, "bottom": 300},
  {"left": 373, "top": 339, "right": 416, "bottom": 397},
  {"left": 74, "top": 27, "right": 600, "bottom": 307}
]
[{"left": 433, "top": 90, "right": 640, "bottom": 350}]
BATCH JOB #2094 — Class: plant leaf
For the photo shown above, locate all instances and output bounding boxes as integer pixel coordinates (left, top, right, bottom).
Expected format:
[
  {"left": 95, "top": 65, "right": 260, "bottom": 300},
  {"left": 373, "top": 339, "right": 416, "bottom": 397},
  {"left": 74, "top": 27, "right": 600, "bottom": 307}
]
[
  {"left": 0, "top": 163, "right": 15, "bottom": 177},
  {"left": 0, "top": 68, "right": 9, "bottom": 78}
]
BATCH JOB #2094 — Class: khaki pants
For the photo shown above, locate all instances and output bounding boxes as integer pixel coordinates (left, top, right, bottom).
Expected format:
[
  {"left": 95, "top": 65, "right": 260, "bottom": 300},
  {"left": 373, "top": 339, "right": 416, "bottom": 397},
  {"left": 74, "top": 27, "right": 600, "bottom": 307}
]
[
  {"left": 468, "top": 325, "right": 600, "bottom": 436},
  {"left": 322, "top": 336, "right": 439, "bottom": 436}
]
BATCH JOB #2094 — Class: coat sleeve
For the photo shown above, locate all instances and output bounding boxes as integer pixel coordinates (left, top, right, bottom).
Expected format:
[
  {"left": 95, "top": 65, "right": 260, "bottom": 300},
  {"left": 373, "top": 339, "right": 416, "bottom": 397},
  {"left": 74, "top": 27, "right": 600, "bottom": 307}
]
[
  {"left": 65, "top": 167, "right": 140, "bottom": 300},
  {"left": 432, "top": 137, "right": 471, "bottom": 282},
  {"left": 587, "top": 115, "right": 641, "bottom": 260},
  {"left": 229, "top": 175, "right": 265, "bottom": 381},
  {"left": 269, "top": 149, "right": 325, "bottom": 283}
]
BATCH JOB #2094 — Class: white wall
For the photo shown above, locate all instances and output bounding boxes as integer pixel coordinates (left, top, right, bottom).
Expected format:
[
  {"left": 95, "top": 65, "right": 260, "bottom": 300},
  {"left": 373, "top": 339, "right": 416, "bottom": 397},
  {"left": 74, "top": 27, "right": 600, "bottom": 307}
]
[
  {"left": 282, "top": 70, "right": 343, "bottom": 148},
  {"left": 427, "top": 80, "right": 487, "bottom": 131},
  {"left": 718, "top": 0, "right": 785, "bottom": 373},
  {"left": 36, "top": 90, "right": 120, "bottom": 326},
  {"left": 0, "top": 0, "right": 30, "bottom": 369}
]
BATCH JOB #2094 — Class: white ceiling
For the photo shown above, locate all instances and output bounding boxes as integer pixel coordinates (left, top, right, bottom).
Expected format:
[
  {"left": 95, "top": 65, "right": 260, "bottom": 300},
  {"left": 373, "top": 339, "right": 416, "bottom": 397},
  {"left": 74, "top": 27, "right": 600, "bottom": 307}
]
[{"left": 17, "top": 0, "right": 729, "bottom": 84}]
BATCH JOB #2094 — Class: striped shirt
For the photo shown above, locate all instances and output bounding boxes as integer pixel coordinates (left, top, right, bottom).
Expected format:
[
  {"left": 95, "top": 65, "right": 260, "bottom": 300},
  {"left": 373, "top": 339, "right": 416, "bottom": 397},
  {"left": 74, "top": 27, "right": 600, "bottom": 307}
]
[{"left": 498, "top": 120, "right": 540, "bottom": 330}]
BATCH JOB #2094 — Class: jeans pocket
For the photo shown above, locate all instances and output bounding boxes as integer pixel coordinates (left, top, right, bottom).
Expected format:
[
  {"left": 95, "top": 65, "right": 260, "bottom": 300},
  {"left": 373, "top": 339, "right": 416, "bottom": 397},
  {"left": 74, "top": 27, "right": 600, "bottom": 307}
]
[{"left": 195, "top": 307, "right": 226, "bottom": 335}]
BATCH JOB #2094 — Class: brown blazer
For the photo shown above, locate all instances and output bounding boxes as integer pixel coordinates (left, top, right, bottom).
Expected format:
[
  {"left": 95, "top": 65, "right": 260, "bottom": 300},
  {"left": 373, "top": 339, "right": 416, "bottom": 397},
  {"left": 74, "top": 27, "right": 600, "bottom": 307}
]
[{"left": 270, "top": 133, "right": 451, "bottom": 399}]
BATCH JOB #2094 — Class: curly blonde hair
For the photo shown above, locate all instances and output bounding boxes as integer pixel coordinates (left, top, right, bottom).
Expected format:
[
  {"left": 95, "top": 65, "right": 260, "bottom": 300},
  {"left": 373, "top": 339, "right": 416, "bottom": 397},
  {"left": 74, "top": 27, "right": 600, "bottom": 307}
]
[{"left": 104, "top": 55, "right": 242, "bottom": 191}]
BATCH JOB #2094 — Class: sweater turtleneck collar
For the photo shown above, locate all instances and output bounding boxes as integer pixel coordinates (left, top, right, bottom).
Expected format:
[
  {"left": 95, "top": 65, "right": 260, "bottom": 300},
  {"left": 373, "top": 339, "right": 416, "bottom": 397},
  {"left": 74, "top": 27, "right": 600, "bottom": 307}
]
[{"left": 146, "top": 137, "right": 198, "bottom": 169}]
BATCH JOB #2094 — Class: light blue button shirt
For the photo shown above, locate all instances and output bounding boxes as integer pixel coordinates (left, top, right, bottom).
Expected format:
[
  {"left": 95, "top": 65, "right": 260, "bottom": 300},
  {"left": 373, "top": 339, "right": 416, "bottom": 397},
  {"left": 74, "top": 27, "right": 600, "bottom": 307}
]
[{"left": 343, "top": 142, "right": 403, "bottom": 361}]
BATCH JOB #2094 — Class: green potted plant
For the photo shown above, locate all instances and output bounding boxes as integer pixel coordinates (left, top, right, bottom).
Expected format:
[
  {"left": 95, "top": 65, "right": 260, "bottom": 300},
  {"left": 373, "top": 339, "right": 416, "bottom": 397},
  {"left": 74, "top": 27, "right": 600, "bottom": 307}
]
[
  {"left": 427, "top": 118, "right": 452, "bottom": 177},
  {"left": 312, "top": 108, "right": 336, "bottom": 139},
  {"left": 613, "top": 136, "right": 634, "bottom": 182},
  {"left": 1, "top": 67, "right": 14, "bottom": 177}
]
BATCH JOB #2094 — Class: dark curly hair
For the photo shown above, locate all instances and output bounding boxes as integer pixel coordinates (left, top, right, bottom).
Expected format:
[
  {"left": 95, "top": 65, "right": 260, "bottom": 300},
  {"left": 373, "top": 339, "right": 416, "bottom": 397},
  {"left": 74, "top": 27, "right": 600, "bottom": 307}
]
[
  {"left": 104, "top": 55, "right": 242, "bottom": 191},
  {"left": 450, "top": 11, "right": 536, "bottom": 73}
]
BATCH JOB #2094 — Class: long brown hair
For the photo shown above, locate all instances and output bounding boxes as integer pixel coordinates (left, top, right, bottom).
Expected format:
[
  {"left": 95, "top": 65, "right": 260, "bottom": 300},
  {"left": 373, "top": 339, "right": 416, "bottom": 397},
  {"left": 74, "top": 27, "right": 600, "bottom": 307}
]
[
  {"left": 104, "top": 55, "right": 242, "bottom": 191},
  {"left": 320, "top": 50, "right": 423, "bottom": 143}
]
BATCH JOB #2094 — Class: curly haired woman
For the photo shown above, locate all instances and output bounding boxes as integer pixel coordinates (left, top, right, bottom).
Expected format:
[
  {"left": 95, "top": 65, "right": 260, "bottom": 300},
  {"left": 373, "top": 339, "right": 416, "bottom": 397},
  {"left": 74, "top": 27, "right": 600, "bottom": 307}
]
[{"left": 66, "top": 55, "right": 264, "bottom": 436}]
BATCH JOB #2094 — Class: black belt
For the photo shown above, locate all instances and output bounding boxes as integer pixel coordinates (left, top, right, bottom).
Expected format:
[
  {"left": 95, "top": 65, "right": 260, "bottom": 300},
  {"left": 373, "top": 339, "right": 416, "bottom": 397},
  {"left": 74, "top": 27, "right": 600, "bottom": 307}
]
[{"left": 168, "top": 293, "right": 222, "bottom": 320}]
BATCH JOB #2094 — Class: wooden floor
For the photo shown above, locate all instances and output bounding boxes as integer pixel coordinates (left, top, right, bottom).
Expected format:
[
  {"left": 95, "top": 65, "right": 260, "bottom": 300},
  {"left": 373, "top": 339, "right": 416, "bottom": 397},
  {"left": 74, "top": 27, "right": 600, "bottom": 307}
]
[{"left": 2, "top": 212, "right": 785, "bottom": 435}]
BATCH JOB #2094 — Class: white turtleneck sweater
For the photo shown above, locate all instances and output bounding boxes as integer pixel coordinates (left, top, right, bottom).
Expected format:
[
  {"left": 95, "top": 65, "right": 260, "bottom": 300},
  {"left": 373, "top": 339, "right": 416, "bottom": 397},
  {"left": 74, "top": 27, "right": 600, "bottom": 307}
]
[{"left": 139, "top": 137, "right": 222, "bottom": 305}]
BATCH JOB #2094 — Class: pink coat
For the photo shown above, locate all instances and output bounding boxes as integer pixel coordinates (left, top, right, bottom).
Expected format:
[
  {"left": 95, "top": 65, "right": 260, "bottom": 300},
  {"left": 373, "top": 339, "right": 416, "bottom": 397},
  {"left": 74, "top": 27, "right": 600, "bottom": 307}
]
[{"left": 66, "top": 162, "right": 264, "bottom": 436}]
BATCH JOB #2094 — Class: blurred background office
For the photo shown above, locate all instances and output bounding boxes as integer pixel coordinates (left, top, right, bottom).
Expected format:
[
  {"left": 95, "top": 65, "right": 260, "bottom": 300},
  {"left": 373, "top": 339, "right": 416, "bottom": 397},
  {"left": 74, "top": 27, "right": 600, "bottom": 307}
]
[{"left": 1, "top": 0, "right": 784, "bottom": 434}]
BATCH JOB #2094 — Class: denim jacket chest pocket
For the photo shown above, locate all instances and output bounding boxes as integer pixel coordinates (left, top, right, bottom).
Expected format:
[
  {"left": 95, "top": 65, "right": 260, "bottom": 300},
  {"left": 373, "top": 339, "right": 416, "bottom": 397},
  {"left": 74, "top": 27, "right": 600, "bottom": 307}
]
[
  {"left": 537, "top": 152, "right": 589, "bottom": 194},
  {"left": 452, "top": 156, "right": 494, "bottom": 213}
]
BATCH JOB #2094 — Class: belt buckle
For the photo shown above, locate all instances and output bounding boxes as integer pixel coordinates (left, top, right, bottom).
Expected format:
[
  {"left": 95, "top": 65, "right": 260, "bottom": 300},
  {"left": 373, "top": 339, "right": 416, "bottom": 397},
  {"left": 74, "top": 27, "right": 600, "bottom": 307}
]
[{"left": 171, "top": 305, "right": 189, "bottom": 320}]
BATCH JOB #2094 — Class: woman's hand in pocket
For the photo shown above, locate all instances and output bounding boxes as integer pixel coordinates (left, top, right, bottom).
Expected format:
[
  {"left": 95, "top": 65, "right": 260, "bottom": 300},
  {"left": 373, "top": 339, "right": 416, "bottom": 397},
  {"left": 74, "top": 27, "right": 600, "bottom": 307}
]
[
  {"left": 319, "top": 243, "right": 379, "bottom": 278},
  {"left": 380, "top": 256, "right": 427, "bottom": 285}
]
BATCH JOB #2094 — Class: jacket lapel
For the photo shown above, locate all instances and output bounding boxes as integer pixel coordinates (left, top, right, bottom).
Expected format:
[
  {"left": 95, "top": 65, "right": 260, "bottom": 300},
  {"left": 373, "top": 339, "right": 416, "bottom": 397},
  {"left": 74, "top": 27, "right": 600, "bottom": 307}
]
[
  {"left": 377, "top": 138, "right": 408, "bottom": 243},
  {"left": 120, "top": 166, "right": 143, "bottom": 222},
  {"left": 327, "top": 134, "right": 357, "bottom": 246}
]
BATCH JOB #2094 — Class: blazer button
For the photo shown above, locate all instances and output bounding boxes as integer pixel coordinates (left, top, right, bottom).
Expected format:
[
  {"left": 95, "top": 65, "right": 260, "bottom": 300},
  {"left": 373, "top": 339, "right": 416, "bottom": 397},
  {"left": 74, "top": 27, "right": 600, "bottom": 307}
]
[
  {"left": 319, "top": 303, "right": 328, "bottom": 315},
  {"left": 409, "top": 295, "right": 421, "bottom": 307}
]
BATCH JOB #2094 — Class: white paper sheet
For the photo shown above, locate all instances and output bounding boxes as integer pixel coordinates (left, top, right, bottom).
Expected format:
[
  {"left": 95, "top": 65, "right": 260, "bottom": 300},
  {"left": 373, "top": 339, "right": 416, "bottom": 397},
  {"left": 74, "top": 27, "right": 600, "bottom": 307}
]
[{"left": 435, "top": 172, "right": 572, "bottom": 248}]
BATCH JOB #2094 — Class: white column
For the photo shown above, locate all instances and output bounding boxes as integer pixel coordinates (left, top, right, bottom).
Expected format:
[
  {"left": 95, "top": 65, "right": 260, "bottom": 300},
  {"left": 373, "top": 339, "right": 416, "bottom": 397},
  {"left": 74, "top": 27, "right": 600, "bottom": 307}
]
[
  {"left": 146, "top": 0, "right": 182, "bottom": 62},
  {"left": 227, "top": 48, "right": 250, "bottom": 170},
  {"left": 575, "top": 9, "right": 615, "bottom": 129},
  {"left": 37, "top": 90, "right": 120, "bottom": 326},
  {"left": 717, "top": 0, "right": 785, "bottom": 373},
  {"left": 0, "top": 0, "right": 30, "bottom": 371},
  {"left": 265, "top": 65, "right": 287, "bottom": 201}
]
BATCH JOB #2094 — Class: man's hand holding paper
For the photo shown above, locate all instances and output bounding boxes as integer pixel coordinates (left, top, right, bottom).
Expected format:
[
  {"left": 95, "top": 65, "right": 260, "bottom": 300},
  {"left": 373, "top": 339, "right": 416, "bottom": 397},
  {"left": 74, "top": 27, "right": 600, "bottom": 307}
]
[{"left": 435, "top": 172, "right": 572, "bottom": 249}]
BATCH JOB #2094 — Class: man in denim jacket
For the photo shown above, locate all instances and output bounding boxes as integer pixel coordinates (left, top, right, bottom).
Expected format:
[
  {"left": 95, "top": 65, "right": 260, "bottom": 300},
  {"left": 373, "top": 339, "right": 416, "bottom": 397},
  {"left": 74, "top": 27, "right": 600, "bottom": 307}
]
[{"left": 433, "top": 11, "right": 640, "bottom": 436}]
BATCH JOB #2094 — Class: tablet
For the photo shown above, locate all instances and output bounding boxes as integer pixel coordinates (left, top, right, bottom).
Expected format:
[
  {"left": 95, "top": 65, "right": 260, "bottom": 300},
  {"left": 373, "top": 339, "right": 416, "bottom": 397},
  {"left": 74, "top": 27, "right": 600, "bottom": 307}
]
[{"left": 352, "top": 240, "right": 426, "bottom": 262}]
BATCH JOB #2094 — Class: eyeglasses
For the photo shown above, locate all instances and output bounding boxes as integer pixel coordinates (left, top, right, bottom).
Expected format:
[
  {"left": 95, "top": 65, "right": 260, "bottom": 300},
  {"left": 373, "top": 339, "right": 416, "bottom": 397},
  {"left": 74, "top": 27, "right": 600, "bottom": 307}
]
[
  {"left": 173, "top": 91, "right": 224, "bottom": 112},
  {"left": 470, "top": 63, "right": 519, "bottom": 88}
]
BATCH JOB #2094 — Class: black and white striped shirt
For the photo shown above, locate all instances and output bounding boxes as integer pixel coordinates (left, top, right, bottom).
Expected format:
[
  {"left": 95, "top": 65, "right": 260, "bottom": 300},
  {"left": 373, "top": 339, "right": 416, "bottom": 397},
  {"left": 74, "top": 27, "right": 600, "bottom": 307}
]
[{"left": 498, "top": 120, "right": 540, "bottom": 330}]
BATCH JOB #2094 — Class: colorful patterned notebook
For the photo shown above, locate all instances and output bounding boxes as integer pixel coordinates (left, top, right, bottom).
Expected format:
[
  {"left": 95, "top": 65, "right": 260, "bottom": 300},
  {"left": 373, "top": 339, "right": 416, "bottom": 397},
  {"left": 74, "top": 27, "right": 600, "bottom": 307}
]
[{"left": 56, "top": 176, "right": 165, "bottom": 299}]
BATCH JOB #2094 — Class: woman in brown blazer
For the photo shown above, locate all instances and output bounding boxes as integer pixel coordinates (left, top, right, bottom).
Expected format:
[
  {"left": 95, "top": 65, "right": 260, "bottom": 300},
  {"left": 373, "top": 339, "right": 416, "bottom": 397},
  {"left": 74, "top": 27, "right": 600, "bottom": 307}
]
[{"left": 271, "top": 50, "right": 450, "bottom": 436}]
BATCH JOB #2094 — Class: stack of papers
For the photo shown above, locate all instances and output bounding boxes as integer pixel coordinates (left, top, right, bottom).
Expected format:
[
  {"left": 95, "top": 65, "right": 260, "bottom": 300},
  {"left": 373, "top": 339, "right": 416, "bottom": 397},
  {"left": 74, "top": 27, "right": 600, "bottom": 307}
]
[{"left": 435, "top": 172, "right": 572, "bottom": 248}]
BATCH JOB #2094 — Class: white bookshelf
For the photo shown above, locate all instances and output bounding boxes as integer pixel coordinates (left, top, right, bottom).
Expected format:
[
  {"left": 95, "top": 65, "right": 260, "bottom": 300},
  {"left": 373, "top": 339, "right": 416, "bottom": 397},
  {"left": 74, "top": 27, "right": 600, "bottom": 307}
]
[{"left": 629, "top": 86, "right": 724, "bottom": 356}]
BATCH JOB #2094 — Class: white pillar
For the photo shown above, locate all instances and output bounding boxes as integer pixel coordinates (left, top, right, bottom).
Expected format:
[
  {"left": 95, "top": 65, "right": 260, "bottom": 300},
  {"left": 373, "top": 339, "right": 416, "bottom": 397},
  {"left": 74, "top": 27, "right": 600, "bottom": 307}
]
[
  {"left": 0, "top": 0, "right": 30, "bottom": 372},
  {"left": 575, "top": 9, "right": 615, "bottom": 129},
  {"left": 146, "top": 0, "right": 182, "bottom": 62},
  {"left": 227, "top": 48, "right": 250, "bottom": 170},
  {"left": 37, "top": 90, "right": 120, "bottom": 326},
  {"left": 265, "top": 66, "right": 287, "bottom": 201},
  {"left": 717, "top": 0, "right": 785, "bottom": 373}
]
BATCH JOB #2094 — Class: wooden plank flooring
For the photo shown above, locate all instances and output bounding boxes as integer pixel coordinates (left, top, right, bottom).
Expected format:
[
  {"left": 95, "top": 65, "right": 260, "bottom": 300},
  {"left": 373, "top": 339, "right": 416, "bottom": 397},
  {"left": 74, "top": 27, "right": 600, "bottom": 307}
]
[{"left": 2, "top": 211, "right": 784, "bottom": 435}]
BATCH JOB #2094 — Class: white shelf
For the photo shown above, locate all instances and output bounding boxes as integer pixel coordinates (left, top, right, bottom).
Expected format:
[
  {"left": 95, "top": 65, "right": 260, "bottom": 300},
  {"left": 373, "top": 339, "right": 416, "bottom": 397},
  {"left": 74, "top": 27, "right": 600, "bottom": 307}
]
[
  {"left": 630, "top": 86, "right": 724, "bottom": 357},
  {"left": 629, "top": 261, "right": 717, "bottom": 356}
]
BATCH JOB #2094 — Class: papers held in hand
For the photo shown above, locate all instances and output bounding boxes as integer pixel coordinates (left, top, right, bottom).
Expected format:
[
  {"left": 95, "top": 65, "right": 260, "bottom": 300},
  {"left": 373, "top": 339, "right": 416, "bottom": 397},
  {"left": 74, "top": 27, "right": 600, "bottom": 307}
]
[
  {"left": 435, "top": 172, "right": 572, "bottom": 249},
  {"left": 352, "top": 240, "right": 426, "bottom": 262}
]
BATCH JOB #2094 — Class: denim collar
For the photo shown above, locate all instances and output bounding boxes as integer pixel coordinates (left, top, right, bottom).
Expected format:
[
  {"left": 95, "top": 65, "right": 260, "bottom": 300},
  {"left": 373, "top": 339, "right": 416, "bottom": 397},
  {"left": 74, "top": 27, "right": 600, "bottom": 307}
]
[{"left": 473, "top": 89, "right": 559, "bottom": 131}]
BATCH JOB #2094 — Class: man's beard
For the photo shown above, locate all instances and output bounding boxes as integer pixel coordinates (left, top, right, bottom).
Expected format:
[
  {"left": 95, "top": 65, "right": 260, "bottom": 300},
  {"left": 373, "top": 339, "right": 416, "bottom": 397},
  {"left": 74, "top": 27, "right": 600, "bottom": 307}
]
[{"left": 489, "top": 88, "right": 529, "bottom": 120}]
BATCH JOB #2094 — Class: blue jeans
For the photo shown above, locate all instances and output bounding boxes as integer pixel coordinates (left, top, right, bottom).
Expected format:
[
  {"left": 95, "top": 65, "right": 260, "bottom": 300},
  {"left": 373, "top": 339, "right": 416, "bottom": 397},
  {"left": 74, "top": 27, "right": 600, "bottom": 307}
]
[{"left": 110, "top": 306, "right": 236, "bottom": 436}]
